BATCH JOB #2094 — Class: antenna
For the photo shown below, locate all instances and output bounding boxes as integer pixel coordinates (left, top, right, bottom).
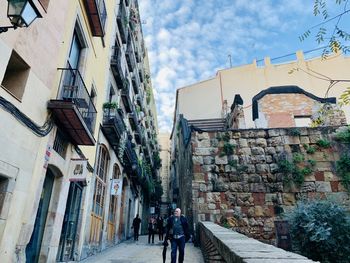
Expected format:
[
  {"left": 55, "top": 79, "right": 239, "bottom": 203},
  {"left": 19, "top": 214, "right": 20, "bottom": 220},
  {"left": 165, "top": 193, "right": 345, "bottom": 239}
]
[{"left": 228, "top": 54, "right": 232, "bottom": 68}]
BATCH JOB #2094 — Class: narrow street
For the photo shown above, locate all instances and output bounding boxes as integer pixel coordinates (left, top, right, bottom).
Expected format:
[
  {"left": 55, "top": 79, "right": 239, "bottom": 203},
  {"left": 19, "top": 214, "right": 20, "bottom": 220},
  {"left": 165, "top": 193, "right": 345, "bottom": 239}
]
[{"left": 81, "top": 236, "right": 204, "bottom": 263}]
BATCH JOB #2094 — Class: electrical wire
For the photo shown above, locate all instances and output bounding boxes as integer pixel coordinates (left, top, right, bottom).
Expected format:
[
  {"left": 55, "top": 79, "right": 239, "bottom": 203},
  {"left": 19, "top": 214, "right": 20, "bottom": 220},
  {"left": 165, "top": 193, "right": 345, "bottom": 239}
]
[{"left": 0, "top": 96, "right": 53, "bottom": 137}]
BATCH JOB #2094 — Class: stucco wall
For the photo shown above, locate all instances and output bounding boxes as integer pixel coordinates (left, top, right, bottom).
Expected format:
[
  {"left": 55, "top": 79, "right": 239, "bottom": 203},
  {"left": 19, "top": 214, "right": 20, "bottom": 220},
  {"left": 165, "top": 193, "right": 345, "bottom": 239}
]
[{"left": 176, "top": 52, "right": 350, "bottom": 127}]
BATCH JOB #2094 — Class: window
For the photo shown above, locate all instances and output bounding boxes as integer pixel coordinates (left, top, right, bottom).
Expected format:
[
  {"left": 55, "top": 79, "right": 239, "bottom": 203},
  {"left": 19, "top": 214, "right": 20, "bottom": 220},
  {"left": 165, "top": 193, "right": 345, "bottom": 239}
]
[
  {"left": 53, "top": 129, "right": 68, "bottom": 158},
  {"left": 294, "top": 116, "right": 311, "bottom": 127},
  {"left": 1, "top": 51, "right": 30, "bottom": 101}
]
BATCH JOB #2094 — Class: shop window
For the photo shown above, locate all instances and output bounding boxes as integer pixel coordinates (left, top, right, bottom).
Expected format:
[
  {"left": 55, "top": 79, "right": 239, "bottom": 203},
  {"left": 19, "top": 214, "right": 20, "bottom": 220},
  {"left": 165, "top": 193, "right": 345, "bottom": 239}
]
[{"left": 1, "top": 51, "right": 30, "bottom": 101}]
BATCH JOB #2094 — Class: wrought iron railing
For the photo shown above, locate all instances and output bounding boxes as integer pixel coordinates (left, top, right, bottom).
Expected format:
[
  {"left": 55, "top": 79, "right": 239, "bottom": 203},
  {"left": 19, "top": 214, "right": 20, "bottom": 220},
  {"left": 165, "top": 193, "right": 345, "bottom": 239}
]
[
  {"left": 97, "top": 0, "right": 107, "bottom": 31},
  {"left": 103, "top": 108, "right": 126, "bottom": 135},
  {"left": 117, "top": 1, "right": 128, "bottom": 43},
  {"left": 57, "top": 68, "right": 97, "bottom": 134}
]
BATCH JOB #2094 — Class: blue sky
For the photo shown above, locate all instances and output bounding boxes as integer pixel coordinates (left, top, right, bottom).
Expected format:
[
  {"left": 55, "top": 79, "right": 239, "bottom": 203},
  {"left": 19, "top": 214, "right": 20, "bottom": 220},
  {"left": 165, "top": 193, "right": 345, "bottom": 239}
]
[{"left": 139, "top": 0, "right": 349, "bottom": 133}]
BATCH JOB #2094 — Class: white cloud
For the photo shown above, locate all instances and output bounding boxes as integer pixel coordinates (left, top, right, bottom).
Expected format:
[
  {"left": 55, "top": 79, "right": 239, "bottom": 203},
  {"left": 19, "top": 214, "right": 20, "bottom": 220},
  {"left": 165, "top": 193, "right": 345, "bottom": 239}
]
[{"left": 139, "top": 0, "right": 319, "bottom": 133}]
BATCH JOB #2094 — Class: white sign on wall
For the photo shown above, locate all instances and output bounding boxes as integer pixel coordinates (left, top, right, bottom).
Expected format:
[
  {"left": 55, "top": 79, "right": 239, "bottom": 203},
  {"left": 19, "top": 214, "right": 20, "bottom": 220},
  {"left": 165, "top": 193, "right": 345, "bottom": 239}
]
[
  {"left": 69, "top": 159, "right": 88, "bottom": 185},
  {"left": 111, "top": 179, "right": 123, "bottom": 196}
]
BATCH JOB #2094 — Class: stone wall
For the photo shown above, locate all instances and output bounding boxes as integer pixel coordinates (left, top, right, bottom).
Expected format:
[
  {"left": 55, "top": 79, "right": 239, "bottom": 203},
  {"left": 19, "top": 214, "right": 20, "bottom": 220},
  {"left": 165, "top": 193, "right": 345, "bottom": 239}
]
[
  {"left": 191, "top": 126, "right": 350, "bottom": 243},
  {"left": 198, "top": 221, "right": 317, "bottom": 263}
]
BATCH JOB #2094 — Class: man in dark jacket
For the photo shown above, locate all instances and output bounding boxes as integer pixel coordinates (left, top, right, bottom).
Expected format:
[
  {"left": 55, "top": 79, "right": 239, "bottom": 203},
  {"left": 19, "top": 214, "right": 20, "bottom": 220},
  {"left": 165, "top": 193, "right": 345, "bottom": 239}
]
[
  {"left": 132, "top": 214, "right": 141, "bottom": 241},
  {"left": 165, "top": 208, "right": 190, "bottom": 263}
]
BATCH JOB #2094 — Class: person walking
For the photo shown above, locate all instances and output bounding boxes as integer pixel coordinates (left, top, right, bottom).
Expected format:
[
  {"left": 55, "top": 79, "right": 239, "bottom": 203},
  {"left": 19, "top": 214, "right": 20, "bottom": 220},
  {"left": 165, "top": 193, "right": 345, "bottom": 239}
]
[
  {"left": 148, "top": 216, "right": 156, "bottom": 244},
  {"left": 132, "top": 214, "right": 141, "bottom": 241},
  {"left": 165, "top": 208, "right": 190, "bottom": 263},
  {"left": 157, "top": 215, "right": 164, "bottom": 241}
]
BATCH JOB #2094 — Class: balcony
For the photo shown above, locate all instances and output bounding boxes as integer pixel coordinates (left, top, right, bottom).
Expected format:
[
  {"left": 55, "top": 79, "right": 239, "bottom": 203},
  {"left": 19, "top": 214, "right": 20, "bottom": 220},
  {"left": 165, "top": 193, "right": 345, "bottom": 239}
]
[
  {"left": 121, "top": 82, "right": 132, "bottom": 113},
  {"left": 110, "top": 46, "right": 124, "bottom": 88},
  {"left": 125, "top": 40, "right": 137, "bottom": 72},
  {"left": 101, "top": 108, "right": 126, "bottom": 147},
  {"left": 117, "top": 1, "right": 129, "bottom": 43},
  {"left": 83, "top": 0, "right": 107, "bottom": 37},
  {"left": 131, "top": 72, "right": 140, "bottom": 94},
  {"left": 48, "top": 68, "right": 97, "bottom": 146},
  {"left": 124, "top": 139, "right": 137, "bottom": 170},
  {"left": 139, "top": 67, "right": 145, "bottom": 83}
]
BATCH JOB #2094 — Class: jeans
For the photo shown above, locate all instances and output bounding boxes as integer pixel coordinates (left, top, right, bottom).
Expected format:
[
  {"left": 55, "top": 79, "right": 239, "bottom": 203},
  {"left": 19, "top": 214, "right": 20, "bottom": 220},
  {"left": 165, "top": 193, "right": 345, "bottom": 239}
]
[
  {"left": 148, "top": 229, "right": 155, "bottom": 243},
  {"left": 171, "top": 236, "right": 185, "bottom": 263},
  {"left": 134, "top": 228, "right": 139, "bottom": 241}
]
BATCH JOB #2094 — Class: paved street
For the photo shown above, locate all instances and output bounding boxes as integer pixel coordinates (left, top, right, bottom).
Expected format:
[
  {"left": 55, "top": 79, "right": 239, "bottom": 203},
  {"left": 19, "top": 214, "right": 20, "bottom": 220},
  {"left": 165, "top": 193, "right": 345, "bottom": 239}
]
[{"left": 81, "top": 235, "right": 204, "bottom": 263}]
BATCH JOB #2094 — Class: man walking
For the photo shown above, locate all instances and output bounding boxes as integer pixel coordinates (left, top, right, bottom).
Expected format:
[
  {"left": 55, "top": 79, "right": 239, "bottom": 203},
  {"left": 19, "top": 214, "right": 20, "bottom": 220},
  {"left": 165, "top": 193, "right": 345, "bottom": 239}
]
[
  {"left": 165, "top": 208, "right": 190, "bottom": 263},
  {"left": 132, "top": 214, "right": 141, "bottom": 241}
]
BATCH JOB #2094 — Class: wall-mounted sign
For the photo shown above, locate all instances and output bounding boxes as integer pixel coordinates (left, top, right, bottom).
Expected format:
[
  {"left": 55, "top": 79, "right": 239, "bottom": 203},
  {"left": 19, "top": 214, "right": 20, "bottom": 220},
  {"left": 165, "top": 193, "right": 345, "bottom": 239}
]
[
  {"left": 150, "top": 207, "right": 155, "bottom": 214},
  {"left": 69, "top": 159, "right": 88, "bottom": 185},
  {"left": 111, "top": 179, "right": 123, "bottom": 196}
]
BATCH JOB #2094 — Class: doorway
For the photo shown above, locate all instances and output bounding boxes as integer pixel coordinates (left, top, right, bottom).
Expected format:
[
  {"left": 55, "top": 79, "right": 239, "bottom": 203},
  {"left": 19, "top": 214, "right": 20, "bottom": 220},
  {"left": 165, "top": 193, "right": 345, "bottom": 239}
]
[
  {"left": 57, "top": 182, "right": 83, "bottom": 261},
  {"left": 26, "top": 170, "right": 55, "bottom": 263}
]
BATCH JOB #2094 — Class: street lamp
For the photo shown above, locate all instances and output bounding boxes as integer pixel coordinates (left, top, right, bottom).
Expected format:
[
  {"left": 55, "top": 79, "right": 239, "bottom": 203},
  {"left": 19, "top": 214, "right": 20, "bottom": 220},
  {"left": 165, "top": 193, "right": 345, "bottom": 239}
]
[{"left": 0, "top": 0, "right": 41, "bottom": 33}]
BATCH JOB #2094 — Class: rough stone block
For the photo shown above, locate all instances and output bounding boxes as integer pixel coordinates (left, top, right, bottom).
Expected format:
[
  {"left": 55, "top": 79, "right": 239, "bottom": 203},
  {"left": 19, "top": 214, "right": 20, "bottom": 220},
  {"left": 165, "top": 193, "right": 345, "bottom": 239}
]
[
  {"left": 255, "top": 155, "right": 267, "bottom": 163},
  {"left": 252, "top": 193, "right": 266, "bottom": 205},
  {"left": 250, "top": 183, "right": 266, "bottom": 193},
  {"left": 192, "top": 156, "right": 204, "bottom": 165},
  {"left": 215, "top": 155, "right": 228, "bottom": 165},
  {"left": 282, "top": 193, "right": 296, "bottom": 205},
  {"left": 199, "top": 183, "right": 207, "bottom": 192},
  {"left": 268, "top": 129, "right": 280, "bottom": 137},
  {"left": 194, "top": 173, "right": 205, "bottom": 182},
  {"left": 239, "top": 147, "right": 252, "bottom": 155},
  {"left": 300, "top": 182, "right": 316, "bottom": 192},
  {"left": 194, "top": 147, "right": 218, "bottom": 156},
  {"left": 203, "top": 156, "right": 214, "bottom": 165},
  {"left": 239, "top": 138, "right": 248, "bottom": 147},
  {"left": 237, "top": 193, "right": 254, "bottom": 206},
  {"left": 266, "top": 147, "right": 276, "bottom": 155},
  {"left": 208, "top": 203, "right": 216, "bottom": 210},
  {"left": 252, "top": 147, "right": 265, "bottom": 155},
  {"left": 256, "top": 164, "right": 269, "bottom": 174},
  {"left": 269, "top": 164, "right": 279, "bottom": 174},
  {"left": 315, "top": 181, "right": 332, "bottom": 192},
  {"left": 300, "top": 136, "right": 310, "bottom": 144},
  {"left": 283, "top": 136, "right": 300, "bottom": 145},
  {"left": 266, "top": 155, "right": 273, "bottom": 163},
  {"left": 256, "top": 138, "right": 267, "bottom": 147},
  {"left": 267, "top": 137, "right": 283, "bottom": 147},
  {"left": 247, "top": 174, "right": 261, "bottom": 183},
  {"left": 324, "top": 171, "right": 337, "bottom": 181},
  {"left": 198, "top": 139, "right": 211, "bottom": 147},
  {"left": 309, "top": 134, "right": 322, "bottom": 143},
  {"left": 246, "top": 165, "right": 256, "bottom": 174}
]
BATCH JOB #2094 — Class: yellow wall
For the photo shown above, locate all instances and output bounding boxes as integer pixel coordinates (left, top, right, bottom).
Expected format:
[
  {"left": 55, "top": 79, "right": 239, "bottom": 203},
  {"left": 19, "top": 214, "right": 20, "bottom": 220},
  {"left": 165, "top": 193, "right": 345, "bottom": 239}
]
[{"left": 177, "top": 51, "right": 350, "bottom": 127}]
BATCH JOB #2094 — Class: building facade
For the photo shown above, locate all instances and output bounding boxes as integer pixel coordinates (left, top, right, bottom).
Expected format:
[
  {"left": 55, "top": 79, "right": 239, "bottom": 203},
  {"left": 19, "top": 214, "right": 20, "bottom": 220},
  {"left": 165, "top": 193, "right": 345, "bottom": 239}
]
[{"left": 0, "top": 0, "right": 159, "bottom": 262}]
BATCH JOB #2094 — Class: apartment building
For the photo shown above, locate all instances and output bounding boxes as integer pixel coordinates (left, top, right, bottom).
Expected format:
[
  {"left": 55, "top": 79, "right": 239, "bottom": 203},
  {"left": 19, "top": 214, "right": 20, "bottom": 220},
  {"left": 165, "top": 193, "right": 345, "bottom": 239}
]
[{"left": 0, "top": 0, "right": 159, "bottom": 262}]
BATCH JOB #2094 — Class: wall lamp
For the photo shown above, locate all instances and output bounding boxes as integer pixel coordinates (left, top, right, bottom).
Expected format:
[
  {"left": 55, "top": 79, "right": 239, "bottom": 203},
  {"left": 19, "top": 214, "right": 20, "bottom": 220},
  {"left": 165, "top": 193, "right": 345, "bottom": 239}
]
[{"left": 0, "top": 0, "right": 42, "bottom": 34}]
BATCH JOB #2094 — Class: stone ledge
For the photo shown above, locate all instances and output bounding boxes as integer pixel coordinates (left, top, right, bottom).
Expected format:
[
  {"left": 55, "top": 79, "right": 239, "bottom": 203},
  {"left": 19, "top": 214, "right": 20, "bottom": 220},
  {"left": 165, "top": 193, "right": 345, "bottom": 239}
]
[{"left": 198, "top": 221, "right": 318, "bottom": 263}]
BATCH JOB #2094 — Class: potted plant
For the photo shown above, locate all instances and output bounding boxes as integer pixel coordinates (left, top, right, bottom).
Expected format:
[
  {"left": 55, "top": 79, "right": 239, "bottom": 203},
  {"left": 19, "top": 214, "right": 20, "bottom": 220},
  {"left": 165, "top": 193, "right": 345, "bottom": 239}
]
[{"left": 103, "top": 102, "right": 118, "bottom": 118}]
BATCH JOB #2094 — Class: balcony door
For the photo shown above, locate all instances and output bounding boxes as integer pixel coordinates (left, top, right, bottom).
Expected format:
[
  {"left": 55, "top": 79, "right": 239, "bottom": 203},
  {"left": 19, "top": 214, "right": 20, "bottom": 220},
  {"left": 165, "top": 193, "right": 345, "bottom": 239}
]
[{"left": 62, "top": 32, "right": 82, "bottom": 101}]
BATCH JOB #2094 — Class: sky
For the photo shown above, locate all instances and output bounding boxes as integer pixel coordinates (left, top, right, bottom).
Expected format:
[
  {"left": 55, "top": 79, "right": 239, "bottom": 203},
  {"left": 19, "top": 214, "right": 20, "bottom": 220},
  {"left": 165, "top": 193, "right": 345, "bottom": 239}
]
[{"left": 138, "top": 0, "right": 349, "bottom": 133}]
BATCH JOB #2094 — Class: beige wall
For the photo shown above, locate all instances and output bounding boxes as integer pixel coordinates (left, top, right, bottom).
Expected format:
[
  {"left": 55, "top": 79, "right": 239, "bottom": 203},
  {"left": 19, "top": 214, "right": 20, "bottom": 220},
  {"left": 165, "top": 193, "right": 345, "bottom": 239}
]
[
  {"left": 159, "top": 133, "right": 170, "bottom": 203},
  {"left": 176, "top": 51, "right": 350, "bottom": 127}
]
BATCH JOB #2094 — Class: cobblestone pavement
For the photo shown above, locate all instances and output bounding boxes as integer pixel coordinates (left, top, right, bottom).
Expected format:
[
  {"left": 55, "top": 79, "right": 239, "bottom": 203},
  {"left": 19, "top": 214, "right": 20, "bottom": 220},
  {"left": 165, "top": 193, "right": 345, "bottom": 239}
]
[{"left": 81, "top": 235, "right": 204, "bottom": 263}]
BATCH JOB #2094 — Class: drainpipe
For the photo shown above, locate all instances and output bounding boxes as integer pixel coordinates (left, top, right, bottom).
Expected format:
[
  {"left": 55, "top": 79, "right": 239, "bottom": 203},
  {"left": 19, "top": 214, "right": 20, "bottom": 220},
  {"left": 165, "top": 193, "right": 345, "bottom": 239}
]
[{"left": 218, "top": 71, "right": 225, "bottom": 118}]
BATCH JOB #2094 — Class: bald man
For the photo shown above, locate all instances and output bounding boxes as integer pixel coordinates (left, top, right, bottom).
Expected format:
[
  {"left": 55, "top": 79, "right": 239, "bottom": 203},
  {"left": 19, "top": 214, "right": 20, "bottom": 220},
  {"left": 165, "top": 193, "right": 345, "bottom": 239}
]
[{"left": 165, "top": 208, "right": 190, "bottom": 263}]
